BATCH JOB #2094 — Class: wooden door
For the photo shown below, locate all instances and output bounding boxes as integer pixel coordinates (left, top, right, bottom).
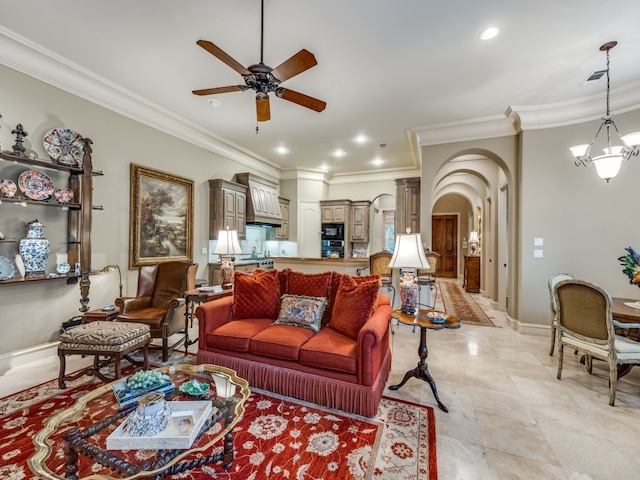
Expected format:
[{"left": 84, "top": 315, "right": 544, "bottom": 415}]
[{"left": 432, "top": 215, "right": 458, "bottom": 278}]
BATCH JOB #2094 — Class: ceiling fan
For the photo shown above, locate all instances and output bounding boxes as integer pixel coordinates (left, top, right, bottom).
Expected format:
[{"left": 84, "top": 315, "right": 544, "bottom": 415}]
[{"left": 192, "top": 0, "right": 326, "bottom": 123}]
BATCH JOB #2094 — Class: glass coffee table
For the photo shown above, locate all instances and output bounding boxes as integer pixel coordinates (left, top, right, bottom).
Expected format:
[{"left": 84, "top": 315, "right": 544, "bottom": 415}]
[{"left": 28, "top": 364, "right": 250, "bottom": 480}]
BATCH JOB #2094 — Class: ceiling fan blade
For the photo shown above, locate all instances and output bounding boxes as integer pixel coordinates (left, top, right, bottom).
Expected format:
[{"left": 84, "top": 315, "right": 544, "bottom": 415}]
[
  {"left": 196, "top": 40, "right": 251, "bottom": 75},
  {"left": 277, "top": 88, "right": 326, "bottom": 112},
  {"left": 256, "top": 95, "right": 271, "bottom": 122},
  {"left": 271, "top": 49, "right": 318, "bottom": 83},
  {"left": 192, "top": 85, "right": 248, "bottom": 96}
]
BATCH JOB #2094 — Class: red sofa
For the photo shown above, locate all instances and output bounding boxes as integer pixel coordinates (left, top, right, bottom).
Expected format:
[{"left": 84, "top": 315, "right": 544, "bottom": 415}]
[{"left": 196, "top": 269, "right": 393, "bottom": 417}]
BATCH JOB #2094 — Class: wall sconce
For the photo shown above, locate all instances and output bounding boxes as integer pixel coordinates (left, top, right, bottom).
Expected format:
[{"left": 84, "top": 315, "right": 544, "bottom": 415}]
[
  {"left": 101, "top": 264, "right": 123, "bottom": 297},
  {"left": 388, "top": 229, "right": 430, "bottom": 315}
]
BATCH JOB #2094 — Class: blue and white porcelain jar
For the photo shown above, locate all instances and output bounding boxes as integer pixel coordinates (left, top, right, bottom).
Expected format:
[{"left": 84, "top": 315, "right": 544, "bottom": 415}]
[{"left": 19, "top": 219, "right": 50, "bottom": 277}]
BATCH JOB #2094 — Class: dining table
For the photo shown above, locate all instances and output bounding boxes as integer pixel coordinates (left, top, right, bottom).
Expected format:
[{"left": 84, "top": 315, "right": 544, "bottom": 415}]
[{"left": 612, "top": 297, "right": 640, "bottom": 378}]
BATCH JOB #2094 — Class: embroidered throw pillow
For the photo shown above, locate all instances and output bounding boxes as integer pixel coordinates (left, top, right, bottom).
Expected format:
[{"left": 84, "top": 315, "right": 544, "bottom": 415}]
[
  {"left": 272, "top": 294, "right": 327, "bottom": 333},
  {"left": 329, "top": 275, "right": 381, "bottom": 339},
  {"left": 232, "top": 270, "right": 280, "bottom": 320}
]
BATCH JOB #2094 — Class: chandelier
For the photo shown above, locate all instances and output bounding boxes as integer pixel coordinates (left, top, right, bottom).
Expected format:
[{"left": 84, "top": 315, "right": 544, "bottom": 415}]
[{"left": 570, "top": 41, "right": 640, "bottom": 182}]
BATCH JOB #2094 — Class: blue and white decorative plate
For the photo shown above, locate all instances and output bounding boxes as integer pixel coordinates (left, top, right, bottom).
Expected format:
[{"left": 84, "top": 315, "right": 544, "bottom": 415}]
[
  {"left": 17, "top": 170, "right": 54, "bottom": 201},
  {"left": 43, "top": 128, "right": 84, "bottom": 167},
  {"left": 0, "top": 256, "right": 16, "bottom": 280},
  {"left": 56, "top": 262, "right": 71, "bottom": 274}
]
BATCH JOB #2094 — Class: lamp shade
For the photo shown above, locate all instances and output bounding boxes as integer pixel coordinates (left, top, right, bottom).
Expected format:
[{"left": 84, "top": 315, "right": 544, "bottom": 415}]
[
  {"left": 469, "top": 231, "right": 479, "bottom": 243},
  {"left": 388, "top": 232, "right": 430, "bottom": 269},
  {"left": 213, "top": 229, "right": 243, "bottom": 255}
]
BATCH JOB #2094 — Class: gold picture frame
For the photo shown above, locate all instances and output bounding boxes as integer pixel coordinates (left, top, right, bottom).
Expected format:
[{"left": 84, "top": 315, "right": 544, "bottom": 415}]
[{"left": 129, "top": 164, "right": 194, "bottom": 269}]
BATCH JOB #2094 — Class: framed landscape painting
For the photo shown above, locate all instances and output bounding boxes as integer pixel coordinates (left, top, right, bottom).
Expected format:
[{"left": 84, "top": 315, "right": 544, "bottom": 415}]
[{"left": 129, "top": 164, "right": 194, "bottom": 268}]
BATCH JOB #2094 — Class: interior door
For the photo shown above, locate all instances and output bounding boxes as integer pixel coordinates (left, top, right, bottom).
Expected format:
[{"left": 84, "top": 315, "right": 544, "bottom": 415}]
[
  {"left": 299, "top": 201, "right": 320, "bottom": 258},
  {"left": 432, "top": 215, "right": 458, "bottom": 278}
]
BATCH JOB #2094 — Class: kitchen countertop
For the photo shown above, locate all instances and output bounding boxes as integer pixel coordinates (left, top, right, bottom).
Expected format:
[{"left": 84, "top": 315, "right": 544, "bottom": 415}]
[{"left": 269, "top": 256, "right": 368, "bottom": 263}]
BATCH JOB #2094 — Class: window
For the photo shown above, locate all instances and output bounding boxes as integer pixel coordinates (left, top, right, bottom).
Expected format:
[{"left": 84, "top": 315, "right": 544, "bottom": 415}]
[{"left": 383, "top": 210, "right": 395, "bottom": 252}]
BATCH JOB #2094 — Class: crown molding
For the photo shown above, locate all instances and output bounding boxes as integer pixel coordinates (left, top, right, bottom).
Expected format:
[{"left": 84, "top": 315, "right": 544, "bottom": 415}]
[
  {"left": 329, "top": 167, "right": 421, "bottom": 185},
  {"left": 0, "top": 26, "right": 282, "bottom": 180},
  {"left": 412, "top": 83, "right": 640, "bottom": 146}
]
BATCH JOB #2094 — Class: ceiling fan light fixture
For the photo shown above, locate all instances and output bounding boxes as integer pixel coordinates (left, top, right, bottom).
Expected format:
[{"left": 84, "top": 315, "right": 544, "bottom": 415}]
[{"left": 207, "top": 99, "right": 221, "bottom": 107}]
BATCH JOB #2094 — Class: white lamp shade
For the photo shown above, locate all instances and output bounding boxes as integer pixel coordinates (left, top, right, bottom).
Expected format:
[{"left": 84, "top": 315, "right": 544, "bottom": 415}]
[
  {"left": 213, "top": 229, "right": 243, "bottom": 255},
  {"left": 469, "top": 231, "right": 479, "bottom": 243},
  {"left": 593, "top": 154, "right": 622, "bottom": 180},
  {"left": 569, "top": 144, "right": 589, "bottom": 158},
  {"left": 388, "top": 233, "right": 430, "bottom": 269},
  {"left": 622, "top": 131, "right": 640, "bottom": 148}
]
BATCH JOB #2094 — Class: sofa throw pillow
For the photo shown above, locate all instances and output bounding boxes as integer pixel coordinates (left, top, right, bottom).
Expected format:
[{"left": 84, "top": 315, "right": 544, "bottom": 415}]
[
  {"left": 273, "top": 294, "right": 327, "bottom": 333},
  {"left": 329, "top": 275, "right": 381, "bottom": 339},
  {"left": 232, "top": 270, "right": 280, "bottom": 320},
  {"left": 286, "top": 271, "right": 332, "bottom": 298}
]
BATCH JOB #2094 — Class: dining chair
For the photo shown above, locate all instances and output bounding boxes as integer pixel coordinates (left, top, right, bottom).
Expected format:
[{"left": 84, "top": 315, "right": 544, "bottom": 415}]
[
  {"left": 548, "top": 273, "right": 574, "bottom": 355},
  {"left": 555, "top": 278, "right": 640, "bottom": 406},
  {"left": 418, "top": 250, "right": 440, "bottom": 309}
]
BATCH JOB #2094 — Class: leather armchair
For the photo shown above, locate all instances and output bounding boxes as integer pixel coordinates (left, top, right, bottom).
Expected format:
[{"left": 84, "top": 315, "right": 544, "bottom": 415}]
[{"left": 116, "top": 261, "right": 197, "bottom": 361}]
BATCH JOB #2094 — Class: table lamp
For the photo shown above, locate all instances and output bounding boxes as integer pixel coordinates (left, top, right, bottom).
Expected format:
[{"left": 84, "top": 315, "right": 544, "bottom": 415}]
[
  {"left": 388, "top": 228, "right": 430, "bottom": 315},
  {"left": 469, "top": 231, "right": 479, "bottom": 255},
  {"left": 213, "top": 228, "right": 243, "bottom": 287}
]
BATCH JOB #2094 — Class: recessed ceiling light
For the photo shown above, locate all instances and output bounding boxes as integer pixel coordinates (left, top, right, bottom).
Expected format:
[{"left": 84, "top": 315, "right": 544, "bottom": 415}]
[
  {"left": 333, "top": 149, "right": 346, "bottom": 157},
  {"left": 354, "top": 135, "right": 367, "bottom": 144},
  {"left": 371, "top": 157, "right": 384, "bottom": 166},
  {"left": 207, "top": 99, "right": 221, "bottom": 107},
  {"left": 479, "top": 26, "right": 501, "bottom": 40},
  {"left": 320, "top": 164, "right": 330, "bottom": 172},
  {"left": 275, "top": 146, "right": 289, "bottom": 154}
]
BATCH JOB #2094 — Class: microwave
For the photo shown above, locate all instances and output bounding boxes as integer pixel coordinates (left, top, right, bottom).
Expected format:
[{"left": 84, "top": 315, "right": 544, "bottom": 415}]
[{"left": 321, "top": 223, "right": 344, "bottom": 240}]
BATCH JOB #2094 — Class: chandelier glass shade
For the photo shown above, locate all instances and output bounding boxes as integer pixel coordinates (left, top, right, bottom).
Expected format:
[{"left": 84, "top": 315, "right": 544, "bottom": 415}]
[{"left": 570, "top": 41, "right": 640, "bottom": 182}]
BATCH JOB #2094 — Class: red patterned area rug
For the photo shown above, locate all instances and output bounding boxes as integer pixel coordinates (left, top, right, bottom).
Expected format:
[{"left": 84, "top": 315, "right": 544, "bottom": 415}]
[
  {"left": 0, "top": 375, "right": 437, "bottom": 479},
  {"left": 438, "top": 280, "right": 497, "bottom": 327}
]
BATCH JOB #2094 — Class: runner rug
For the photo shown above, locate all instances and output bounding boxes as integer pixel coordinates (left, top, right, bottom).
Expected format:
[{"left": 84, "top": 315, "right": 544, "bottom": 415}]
[
  {"left": 438, "top": 280, "right": 497, "bottom": 327},
  {"left": 0, "top": 370, "right": 437, "bottom": 480}
]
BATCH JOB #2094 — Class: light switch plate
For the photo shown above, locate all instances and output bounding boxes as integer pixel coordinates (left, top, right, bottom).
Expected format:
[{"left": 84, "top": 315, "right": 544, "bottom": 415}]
[
  {"left": 201, "top": 247, "right": 207, "bottom": 255},
  {"left": 534, "top": 249, "right": 543, "bottom": 258},
  {"left": 534, "top": 237, "right": 544, "bottom": 247}
]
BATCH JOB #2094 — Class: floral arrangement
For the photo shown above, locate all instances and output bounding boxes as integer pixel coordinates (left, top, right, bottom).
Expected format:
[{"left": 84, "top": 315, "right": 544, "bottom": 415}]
[{"left": 618, "top": 246, "right": 640, "bottom": 287}]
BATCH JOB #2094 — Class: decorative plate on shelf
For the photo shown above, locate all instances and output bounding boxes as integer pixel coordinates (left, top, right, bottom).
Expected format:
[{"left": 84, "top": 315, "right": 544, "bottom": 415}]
[
  {"left": 54, "top": 188, "right": 74, "bottom": 204},
  {"left": 17, "top": 170, "right": 54, "bottom": 201},
  {"left": 0, "top": 256, "right": 16, "bottom": 280},
  {"left": 0, "top": 179, "right": 17, "bottom": 198},
  {"left": 43, "top": 127, "right": 84, "bottom": 167}
]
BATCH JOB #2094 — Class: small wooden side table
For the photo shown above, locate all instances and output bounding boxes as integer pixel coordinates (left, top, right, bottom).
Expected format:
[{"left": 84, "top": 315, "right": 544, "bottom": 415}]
[
  {"left": 389, "top": 308, "right": 460, "bottom": 412},
  {"left": 184, "top": 288, "right": 233, "bottom": 348},
  {"left": 82, "top": 306, "right": 121, "bottom": 323}
]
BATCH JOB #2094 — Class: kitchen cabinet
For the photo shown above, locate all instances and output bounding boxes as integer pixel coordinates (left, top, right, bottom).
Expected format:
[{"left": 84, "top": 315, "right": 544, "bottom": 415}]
[
  {"left": 274, "top": 197, "right": 290, "bottom": 240},
  {"left": 0, "top": 140, "right": 98, "bottom": 312},
  {"left": 208, "top": 179, "right": 247, "bottom": 240},
  {"left": 395, "top": 177, "right": 420, "bottom": 234},
  {"left": 320, "top": 200, "right": 350, "bottom": 223},
  {"left": 208, "top": 261, "right": 258, "bottom": 286},
  {"left": 350, "top": 201, "right": 370, "bottom": 242},
  {"left": 463, "top": 255, "right": 480, "bottom": 293}
]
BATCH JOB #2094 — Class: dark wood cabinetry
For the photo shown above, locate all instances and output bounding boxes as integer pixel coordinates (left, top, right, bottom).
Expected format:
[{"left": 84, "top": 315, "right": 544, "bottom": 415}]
[
  {"left": 208, "top": 179, "right": 247, "bottom": 240},
  {"left": 0, "top": 141, "right": 97, "bottom": 311},
  {"left": 395, "top": 177, "right": 420, "bottom": 234},
  {"left": 463, "top": 255, "right": 480, "bottom": 293}
]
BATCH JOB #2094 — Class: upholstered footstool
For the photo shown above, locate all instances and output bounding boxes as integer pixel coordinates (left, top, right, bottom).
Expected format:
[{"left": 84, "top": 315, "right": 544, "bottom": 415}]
[{"left": 58, "top": 321, "right": 151, "bottom": 389}]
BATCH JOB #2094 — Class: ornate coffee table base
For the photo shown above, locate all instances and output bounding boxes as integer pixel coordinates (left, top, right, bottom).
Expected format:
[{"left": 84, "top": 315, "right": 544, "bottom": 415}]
[{"left": 389, "top": 325, "right": 449, "bottom": 413}]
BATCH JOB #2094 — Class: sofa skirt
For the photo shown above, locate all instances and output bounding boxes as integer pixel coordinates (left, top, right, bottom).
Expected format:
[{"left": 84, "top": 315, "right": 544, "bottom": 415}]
[{"left": 197, "top": 348, "right": 392, "bottom": 418}]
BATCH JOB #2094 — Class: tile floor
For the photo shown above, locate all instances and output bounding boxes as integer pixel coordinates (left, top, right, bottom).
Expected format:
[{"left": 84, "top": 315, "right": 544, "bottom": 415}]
[{"left": 2, "top": 282, "right": 640, "bottom": 479}]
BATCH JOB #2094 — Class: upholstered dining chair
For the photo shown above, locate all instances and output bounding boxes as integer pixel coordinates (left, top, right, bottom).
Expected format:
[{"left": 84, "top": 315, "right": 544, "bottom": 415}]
[
  {"left": 418, "top": 250, "right": 440, "bottom": 309},
  {"left": 116, "top": 261, "right": 197, "bottom": 362},
  {"left": 368, "top": 251, "right": 396, "bottom": 307},
  {"left": 548, "top": 273, "right": 574, "bottom": 355},
  {"left": 554, "top": 278, "right": 640, "bottom": 406}
]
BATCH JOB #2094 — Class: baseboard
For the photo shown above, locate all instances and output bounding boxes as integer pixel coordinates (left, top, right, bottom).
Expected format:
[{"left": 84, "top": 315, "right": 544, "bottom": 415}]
[
  {"left": 505, "top": 315, "right": 549, "bottom": 336},
  {"left": 0, "top": 341, "right": 59, "bottom": 373}
]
